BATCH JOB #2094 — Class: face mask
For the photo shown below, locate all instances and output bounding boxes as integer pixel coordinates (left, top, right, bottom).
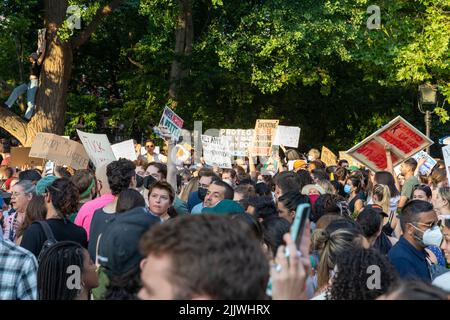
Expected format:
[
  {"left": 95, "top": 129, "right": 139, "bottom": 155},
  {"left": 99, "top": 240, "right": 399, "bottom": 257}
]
[
  {"left": 223, "top": 179, "right": 235, "bottom": 188},
  {"left": 307, "top": 155, "right": 313, "bottom": 161},
  {"left": 135, "top": 175, "right": 144, "bottom": 188},
  {"left": 344, "top": 185, "right": 352, "bottom": 194},
  {"left": 198, "top": 187, "right": 208, "bottom": 201},
  {"left": 309, "top": 194, "right": 320, "bottom": 207},
  {"left": 143, "top": 175, "right": 157, "bottom": 189},
  {"left": 410, "top": 224, "right": 443, "bottom": 247}
]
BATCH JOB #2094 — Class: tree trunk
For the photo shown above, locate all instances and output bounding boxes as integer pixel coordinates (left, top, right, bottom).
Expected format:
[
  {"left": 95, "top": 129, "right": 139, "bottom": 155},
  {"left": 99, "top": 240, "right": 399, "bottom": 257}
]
[
  {"left": 0, "top": 0, "right": 122, "bottom": 147},
  {"left": 169, "top": 0, "right": 193, "bottom": 109}
]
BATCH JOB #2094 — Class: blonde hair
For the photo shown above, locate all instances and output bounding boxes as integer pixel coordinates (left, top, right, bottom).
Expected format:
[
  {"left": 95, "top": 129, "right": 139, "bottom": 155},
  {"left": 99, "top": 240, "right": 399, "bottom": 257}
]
[
  {"left": 317, "top": 180, "right": 334, "bottom": 195},
  {"left": 438, "top": 187, "right": 450, "bottom": 210},
  {"left": 372, "top": 184, "right": 391, "bottom": 214}
]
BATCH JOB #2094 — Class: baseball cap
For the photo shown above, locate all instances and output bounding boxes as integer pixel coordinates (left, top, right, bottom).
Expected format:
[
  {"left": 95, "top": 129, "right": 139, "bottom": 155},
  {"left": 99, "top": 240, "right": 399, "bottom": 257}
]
[
  {"left": 202, "top": 199, "right": 245, "bottom": 215},
  {"left": 97, "top": 207, "right": 161, "bottom": 277},
  {"left": 36, "top": 175, "right": 58, "bottom": 195},
  {"left": 364, "top": 204, "right": 389, "bottom": 217},
  {"left": 348, "top": 165, "right": 360, "bottom": 172}
]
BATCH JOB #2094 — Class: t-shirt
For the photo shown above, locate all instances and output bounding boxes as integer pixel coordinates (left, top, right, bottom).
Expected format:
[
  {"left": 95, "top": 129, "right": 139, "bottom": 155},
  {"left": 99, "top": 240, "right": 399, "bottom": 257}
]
[
  {"left": 88, "top": 208, "right": 116, "bottom": 262},
  {"left": 401, "top": 176, "right": 420, "bottom": 200},
  {"left": 191, "top": 202, "right": 204, "bottom": 215},
  {"left": 74, "top": 194, "right": 115, "bottom": 241},
  {"left": 20, "top": 219, "right": 88, "bottom": 257}
]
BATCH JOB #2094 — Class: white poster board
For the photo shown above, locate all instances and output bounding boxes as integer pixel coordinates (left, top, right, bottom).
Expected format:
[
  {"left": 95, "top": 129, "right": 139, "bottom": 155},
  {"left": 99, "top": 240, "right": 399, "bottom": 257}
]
[
  {"left": 201, "top": 135, "right": 232, "bottom": 169},
  {"left": 411, "top": 151, "right": 437, "bottom": 175},
  {"left": 111, "top": 139, "right": 137, "bottom": 161},
  {"left": 273, "top": 126, "right": 301, "bottom": 148},
  {"left": 77, "top": 130, "right": 116, "bottom": 168},
  {"left": 443, "top": 145, "right": 450, "bottom": 186}
]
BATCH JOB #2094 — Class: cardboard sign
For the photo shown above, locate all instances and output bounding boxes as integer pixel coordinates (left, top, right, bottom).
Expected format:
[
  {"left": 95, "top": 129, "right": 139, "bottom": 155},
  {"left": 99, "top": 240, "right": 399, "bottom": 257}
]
[
  {"left": 111, "top": 140, "right": 137, "bottom": 161},
  {"left": 273, "top": 126, "right": 301, "bottom": 148},
  {"left": 201, "top": 135, "right": 232, "bottom": 168},
  {"left": 158, "top": 107, "right": 184, "bottom": 142},
  {"left": 443, "top": 145, "right": 450, "bottom": 186},
  {"left": 29, "top": 133, "right": 90, "bottom": 170},
  {"left": 321, "top": 146, "right": 337, "bottom": 167},
  {"left": 347, "top": 116, "right": 433, "bottom": 172},
  {"left": 219, "top": 129, "right": 254, "bottom": 157},
  {"left": 338, "top": 151, "right": 362, "bottom": 168},
  {"left": 412, "top": 151, "right": 437, "bottom": 175},
  {"left": 10, "top": 147, "right": 44, "bottom": 167},
  {"left": 250, "top": 120, "right": 279, "bottom": 156},
  {"left": 77, "top": 130, "right": 116, "bottom": 168}
]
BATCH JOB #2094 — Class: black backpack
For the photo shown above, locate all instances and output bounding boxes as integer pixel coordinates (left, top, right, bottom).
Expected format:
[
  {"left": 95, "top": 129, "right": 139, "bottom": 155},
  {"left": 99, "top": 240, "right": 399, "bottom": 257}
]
[{"left": 37, "top": 221, "right": 58, "bottom": 262}]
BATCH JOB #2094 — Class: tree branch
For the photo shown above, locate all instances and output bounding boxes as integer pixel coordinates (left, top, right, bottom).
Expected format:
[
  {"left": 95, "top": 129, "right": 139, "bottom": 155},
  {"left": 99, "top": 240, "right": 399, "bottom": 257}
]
[
  {"left": 0, "top": 108, "right": 31, "bottom": 146},
  {"left": 127, "top": 56, "right": 144, "bottom": 69},
  {"left": 71, "top": 0, "right": 124, "bottom": 49}
]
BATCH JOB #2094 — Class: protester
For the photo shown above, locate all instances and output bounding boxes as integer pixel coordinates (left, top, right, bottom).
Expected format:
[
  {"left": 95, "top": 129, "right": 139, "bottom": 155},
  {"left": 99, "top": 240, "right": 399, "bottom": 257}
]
[
  {"left": 138, "top": 215, "right": 269, "bottom": 299},
  {"left": 144, "top": 140, "right": 167, "bottom": 164},
  {"left": 273, "top": 171, "right": 301, "bottom": 200},
  {"left": 413, "top": 184, "right": 433, "bottom": 202},
  {"left": 262, "top": 216, "right": 290, "bottom": 258},
  {"left": 0, "top": 237, "right": 37, "bottom": 299},
  {"left": 307, "top": 148, "right": 320, "bottom": 162},
  {"left": 432, "top": 218, "right": 450, "bottom": 293},
  {"left": 70, "top": 169, "right": 97, "bottom": 222},
  {"left": 388, "top": 200, "right": 439, "bottom": 282},
  {"left": 187, "top": 169, "right": 219, "bottom": 212},
  {"left": 15, "top": 195, "right": 46, "bottom": 245},
  {"left": 398, "top": 158, "right": 420, "bottom": 209},
  {"left": 277, "top": 191, "right": 310, "bottom": 224},
  {"left": 221, "top": 168, "right": 237, "bottom": 188},
  {"left": 116, "top": 189, "right": 146, "bottom": 213},
  {"left": 247, "top": 195, "right": 278, "bottom": 222},
  {"left": 433, "top": 187, "right": 450, "bottom": 217},
  {"left": 147, "top": 181, "right": 175, "bottom": 221},
  {"left": 191, "top": 178, "right": 227, "bottom": 214},
  {"left": 38, "top": 241, "right": 98, "bottom": 300},
  {"left": 18, "top": 170, "right": 41, "bottom": 184},
  {"left": 345, "top": 176, "right": 364, "bottom": 216},
  {"left": 21, "top": 178, "right": 88, "bottom": 257},
  {"left": 233, "top": 184, "right": 256, "bottom": 210}
]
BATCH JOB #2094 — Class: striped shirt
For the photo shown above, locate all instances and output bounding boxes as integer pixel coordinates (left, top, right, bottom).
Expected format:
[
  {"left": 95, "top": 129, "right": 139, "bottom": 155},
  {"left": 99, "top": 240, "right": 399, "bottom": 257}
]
[{"left": 0, "top": 239, "right": 37, "bottom": 300}]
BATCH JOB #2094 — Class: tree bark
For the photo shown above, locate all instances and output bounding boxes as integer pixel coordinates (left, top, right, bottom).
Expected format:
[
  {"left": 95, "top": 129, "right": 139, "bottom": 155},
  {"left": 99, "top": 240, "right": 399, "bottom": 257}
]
[
  {"left": 0, "top": 0, "right": 123, "bottom": 147},
  {"left": 169, "top": 0, "right": 193, "bottom": 108}
]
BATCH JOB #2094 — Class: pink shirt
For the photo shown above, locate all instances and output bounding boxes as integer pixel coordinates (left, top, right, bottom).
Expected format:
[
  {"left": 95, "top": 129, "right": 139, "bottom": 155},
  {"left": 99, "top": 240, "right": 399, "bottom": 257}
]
[{"left": 74, "top": 194, "right": 115, "bottom": 240}]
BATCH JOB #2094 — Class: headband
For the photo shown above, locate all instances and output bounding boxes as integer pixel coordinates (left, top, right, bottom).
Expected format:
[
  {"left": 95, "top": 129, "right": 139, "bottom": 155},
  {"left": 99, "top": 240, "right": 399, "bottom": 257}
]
[{"left": 79, "top": 179, "right": 96, "bottom": 199}]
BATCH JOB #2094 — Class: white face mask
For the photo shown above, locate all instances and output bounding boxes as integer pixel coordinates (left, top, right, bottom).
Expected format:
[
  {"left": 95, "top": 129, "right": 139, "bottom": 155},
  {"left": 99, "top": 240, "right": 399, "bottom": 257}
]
[
  {"left": 307, "top": 155, "right": 314, "bottom": 161},
  {"left": 411, "top": 224, "right": 443, "bottom": 247}
]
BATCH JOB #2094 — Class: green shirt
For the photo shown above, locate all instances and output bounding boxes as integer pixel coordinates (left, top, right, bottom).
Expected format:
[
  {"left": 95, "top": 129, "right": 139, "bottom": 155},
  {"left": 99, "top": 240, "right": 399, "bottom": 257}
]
[{"left": 401, "top": 176, "right": 420, "bottom": 200}]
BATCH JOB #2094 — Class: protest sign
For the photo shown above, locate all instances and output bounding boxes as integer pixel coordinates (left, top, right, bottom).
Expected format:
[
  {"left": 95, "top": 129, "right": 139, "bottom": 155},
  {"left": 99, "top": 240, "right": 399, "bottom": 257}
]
[
  {"left": 219, "top": 129, "right": 254, "bottom": 156},
  {"left": 338, "top": 151, "right": 362, "bottom": 168},
  {"left": 411, "top": 151, "right": 437, "bottom": 175},
  {"left": 440, "top": 136, "right": 450, "bottom": 145},
  {"left": 321, "top": 146, "right": 337, "bottom": 167},
  {"left": 201, "top": 135, "right": 232, "bottom": 168},
  {"left": 77, "top": 130, "right": 116, "bottom": 168},
  {"left": 111, "top": 139, "right": 137, "bottom": 161},
  {"left": 273, "top": 126, "right": 301, "bottom": 148},
  {"left": 443, "top": 145, "right": 450, "bottom": 186},
  {"left": 347, "top": 116, "right": 433, "bottom": 172},
  {"left": 250, "top": 120, "right": 279, "bottom": 156},
  {"left": 158, "top": 107, "right": 184, "bottom": 142},
  {"left": 10, "top": 147, "right": 44, "bottom": 167},
  {"left": 29, "top": 133, "right": 90, "bottom": 170}
]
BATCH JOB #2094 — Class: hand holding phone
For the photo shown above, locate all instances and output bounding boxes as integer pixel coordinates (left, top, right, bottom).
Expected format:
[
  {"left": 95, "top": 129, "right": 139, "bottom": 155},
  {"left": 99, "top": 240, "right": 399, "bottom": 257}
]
[{"left": 285, "top": 203, "right": 310, "bottom": 258}]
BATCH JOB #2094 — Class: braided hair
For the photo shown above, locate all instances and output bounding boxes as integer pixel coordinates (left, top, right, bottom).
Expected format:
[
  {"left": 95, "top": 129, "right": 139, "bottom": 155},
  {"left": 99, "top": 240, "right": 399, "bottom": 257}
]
[{"left": 37, "top": 241, "right": 85, "bottom": 300}]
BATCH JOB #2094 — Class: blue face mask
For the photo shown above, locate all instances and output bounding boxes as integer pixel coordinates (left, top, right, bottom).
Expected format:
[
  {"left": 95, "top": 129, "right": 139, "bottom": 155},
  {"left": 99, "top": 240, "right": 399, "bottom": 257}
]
[{"left": 344, "top": 185, "right": 352, "bottom": 194}]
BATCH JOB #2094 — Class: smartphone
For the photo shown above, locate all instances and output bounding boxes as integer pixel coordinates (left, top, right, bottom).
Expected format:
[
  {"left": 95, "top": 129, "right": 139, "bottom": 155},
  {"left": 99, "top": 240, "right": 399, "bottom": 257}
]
[{"left": 285, "top": 203, "right": 311, "bottom": 257}]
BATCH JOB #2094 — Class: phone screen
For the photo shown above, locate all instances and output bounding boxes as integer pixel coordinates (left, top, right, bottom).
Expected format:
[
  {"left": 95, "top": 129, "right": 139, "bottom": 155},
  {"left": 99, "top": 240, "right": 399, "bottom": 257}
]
[{"left": 289, "top": 203, "right": 311, "bottom": 249}]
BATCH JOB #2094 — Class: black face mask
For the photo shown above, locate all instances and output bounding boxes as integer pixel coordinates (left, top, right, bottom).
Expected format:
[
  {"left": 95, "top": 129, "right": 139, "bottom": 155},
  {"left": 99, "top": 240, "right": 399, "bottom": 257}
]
[
  {"left": 143, "top": 175, "right": 157, "bottom": 189},
  {"left": 198, "top": 187, "right": 208, "bottom": 201},
  {"left": 136, "top": 175, "right": 144, "bottom": 188}
]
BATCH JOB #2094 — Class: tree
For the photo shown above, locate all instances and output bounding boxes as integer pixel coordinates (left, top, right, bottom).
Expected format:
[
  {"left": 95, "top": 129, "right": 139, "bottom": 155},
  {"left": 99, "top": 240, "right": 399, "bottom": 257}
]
[{"left": 0, "top": 0, "right": 123, "bottom": 146}]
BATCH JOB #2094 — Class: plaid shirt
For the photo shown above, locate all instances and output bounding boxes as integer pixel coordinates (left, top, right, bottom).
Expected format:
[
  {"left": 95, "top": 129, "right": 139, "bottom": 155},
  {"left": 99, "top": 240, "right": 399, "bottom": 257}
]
[{"left": 0, "top": 239, "right": 38, "bottom": 300}]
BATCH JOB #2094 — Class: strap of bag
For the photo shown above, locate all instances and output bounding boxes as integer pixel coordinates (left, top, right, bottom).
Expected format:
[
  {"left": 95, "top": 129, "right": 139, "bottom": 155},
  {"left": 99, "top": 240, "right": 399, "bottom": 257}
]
[{"left": 36, "top": 220, "right": 56, "bottom": 242}]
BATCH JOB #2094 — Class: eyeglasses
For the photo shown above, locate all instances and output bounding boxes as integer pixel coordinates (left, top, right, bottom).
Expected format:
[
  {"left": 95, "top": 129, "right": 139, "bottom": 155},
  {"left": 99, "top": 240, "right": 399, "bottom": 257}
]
[
  {"left": 11, "top": 192, "right": 24, "bottom": 197},
  {"left": 413, "top": 221, "right": 440, "bottom": 229},
  {"left": 146, "top": 145, "right": 155, "bottom": 148}
]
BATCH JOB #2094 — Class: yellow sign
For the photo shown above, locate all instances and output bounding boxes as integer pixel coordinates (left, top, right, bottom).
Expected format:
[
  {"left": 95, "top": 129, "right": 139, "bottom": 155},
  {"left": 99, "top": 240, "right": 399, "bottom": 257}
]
[{"left": 321, "top": 146, "right": 337, "bottom": 167}]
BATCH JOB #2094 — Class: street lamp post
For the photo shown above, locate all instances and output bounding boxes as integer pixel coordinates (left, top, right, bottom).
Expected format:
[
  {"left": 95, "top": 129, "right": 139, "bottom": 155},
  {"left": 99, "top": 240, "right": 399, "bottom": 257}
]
[{"left": 418, "top": 84, "right": 438, "bottom": 154}]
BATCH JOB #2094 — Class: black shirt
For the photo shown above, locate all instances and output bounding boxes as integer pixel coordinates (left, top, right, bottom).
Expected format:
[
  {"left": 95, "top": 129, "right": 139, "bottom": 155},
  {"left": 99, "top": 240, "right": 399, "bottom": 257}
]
[
  {"left": 20, "top": 218, "right": 88, "bottom": 257},
  {"left": 88, "top": 208, "right": 116, "bottom": 261},
  {"left": 30, "top": 62, "right": 41, "bottom": 78}
]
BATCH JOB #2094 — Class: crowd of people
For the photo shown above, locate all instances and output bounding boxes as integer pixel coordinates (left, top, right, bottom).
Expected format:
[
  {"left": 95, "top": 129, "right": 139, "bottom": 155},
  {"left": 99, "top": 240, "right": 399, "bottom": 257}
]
[{"left": 0, "top": 134, "right": 449, "bottom": 300}]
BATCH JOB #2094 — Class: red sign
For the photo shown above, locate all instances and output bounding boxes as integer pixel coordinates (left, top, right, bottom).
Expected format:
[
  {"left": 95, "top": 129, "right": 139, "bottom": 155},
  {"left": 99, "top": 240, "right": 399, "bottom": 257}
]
[{"left": 347, "top": 116, "right": 433, "bottom": 172}]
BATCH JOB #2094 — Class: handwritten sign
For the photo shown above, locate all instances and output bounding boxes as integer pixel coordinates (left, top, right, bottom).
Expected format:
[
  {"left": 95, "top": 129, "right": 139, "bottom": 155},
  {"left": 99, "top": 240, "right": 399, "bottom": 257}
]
[
  {"left": 158, "top": 107, "right": 184, "bottom": 142},
  {"left": 412, "top": 151, "right": 437, "bottom": 175},
  {"left": 10, "top": 147, "right": 44, "bottom": 167},
  {"left": 219, "top": 129, "right": 254, "bottom": 156},
  {"left": 77, "top": 130, "right": 116, "bottom": 168},
  {"left": 201, "top": 135, "right": 232, "bottom": 168},
  {"left": 443, "top": 145, "right": 450, "bottom": 186},
  {"left": 347, "top": 116, "right": 433, "bottom": 172},
  {"left": 321, "top": 146, "right": 337, "bottom": 167},
  {"left": 111, "top": 140, "right": 137, "bottom": 161},
  {"left": 29, "top": 133, "right": 90, "bottom": 170},
  {"left": 250, "top": 119, "right": 279, "bottom": 156},
  {"left": 273, "top": 126, "right": 301, "bottom": 148}
]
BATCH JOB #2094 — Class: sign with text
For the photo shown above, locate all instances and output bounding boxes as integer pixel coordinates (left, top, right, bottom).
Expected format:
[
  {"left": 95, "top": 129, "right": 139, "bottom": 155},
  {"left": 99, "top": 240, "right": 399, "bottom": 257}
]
[
  {"left": 201, "top": 135, "right": 232, "bottom": 168},
  {"left": 250, "top": 119, "right": 279, "bottom": 156},
  {"left": 273, "top": 126, "right": 301, "bottom": 148},
  {"left": 158, "top": 107, "right": 184, "bottom": 142},
  {"left": 10, "top": 147, "right": 44, "bottom": 167},
  {"left": 347, "top": 116, "right": 433, "bottom": 172},
  {"left": 219, "top": 129, "right": 254, "bottom": 157},
  {"left": 77, "top": 130, "right": 116, "bottom": 168},
  {"left": 412, "top": 151, "right": 437, "bottom": 175},
  {"left": 30, "top": 133, "right": 90, "bottom": 170},
  {"left": 111, "top": 140, "right": 137, "bottom": 161},
  {"left": 443, "top": 145, "right": 450, "bottom": 186},
  {"left": 321, "top": 146, "right": 337, "bottom": 167}
]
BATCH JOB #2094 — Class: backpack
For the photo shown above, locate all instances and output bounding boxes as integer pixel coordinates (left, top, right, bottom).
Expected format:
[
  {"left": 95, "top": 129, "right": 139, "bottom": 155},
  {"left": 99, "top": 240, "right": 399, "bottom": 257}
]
[{"left": 36, "top": 220, "right": 58, "bottom": 262}]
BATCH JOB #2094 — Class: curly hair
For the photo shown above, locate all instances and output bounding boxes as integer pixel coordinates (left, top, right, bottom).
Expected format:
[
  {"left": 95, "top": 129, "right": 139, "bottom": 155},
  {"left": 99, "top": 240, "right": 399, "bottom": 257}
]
[
  {"left": 107, "top": 159, "right": 136, "bottom": 196},
  {"left": 328, "top": 248, "right": 398, "bottom": 300},
  {"left": 47, "top": 178, "right": 79, "bottom": 217},
  {"left": 139, "top": 215, "right": 269, "bottom": 299}
]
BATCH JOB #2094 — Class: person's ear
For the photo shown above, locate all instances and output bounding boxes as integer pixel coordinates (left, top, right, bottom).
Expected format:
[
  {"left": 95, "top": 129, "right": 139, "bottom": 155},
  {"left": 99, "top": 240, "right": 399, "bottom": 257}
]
[
  {"left": 290, "top": 210, "right": 296, "bottom": 220},
  {"left": 140, "top": 258, "right": 147, "bottom": 272}
]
